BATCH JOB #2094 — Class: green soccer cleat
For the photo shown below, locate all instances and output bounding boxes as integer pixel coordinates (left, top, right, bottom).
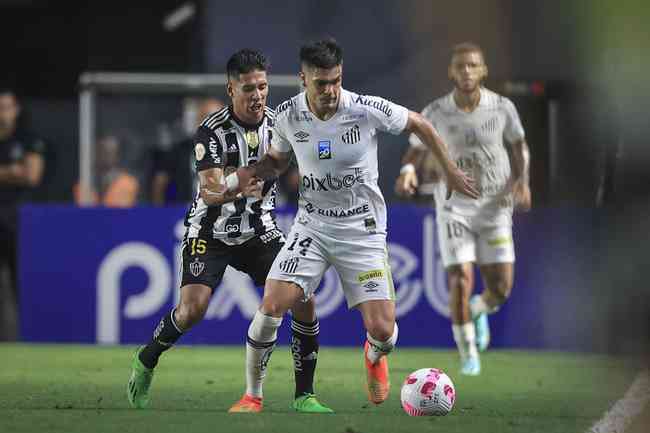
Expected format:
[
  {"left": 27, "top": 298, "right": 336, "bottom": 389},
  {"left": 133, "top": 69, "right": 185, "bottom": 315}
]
[
  {"left": 291, "top": 393, "right": 334, "bottom": 413},
  {"left": 471, "top": 295, "right": 491, "bottom": 352},
  {"left": 127, "top": 348, "right": 154, "bottom": 409}
]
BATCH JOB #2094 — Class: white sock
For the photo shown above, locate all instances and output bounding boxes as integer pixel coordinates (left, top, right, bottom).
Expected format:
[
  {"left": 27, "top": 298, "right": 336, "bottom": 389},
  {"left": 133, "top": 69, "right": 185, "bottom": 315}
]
[
  {"left": 366, "top": 322, "right": 399, "bottom": 365},
  {"left": 452, "top": 322, "right": 478, "bottom": 360},
  {"left": 470, "top": 294, "right": 499, "bottom": 319},
  {"left": 245, "top": 310, "right": 283, "bottom": 398}
]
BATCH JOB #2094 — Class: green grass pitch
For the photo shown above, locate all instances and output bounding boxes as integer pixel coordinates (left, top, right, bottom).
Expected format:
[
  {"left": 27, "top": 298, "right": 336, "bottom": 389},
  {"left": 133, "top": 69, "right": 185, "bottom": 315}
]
[{"left": 0, "top": 344, "right": 641, "bottom": 433}]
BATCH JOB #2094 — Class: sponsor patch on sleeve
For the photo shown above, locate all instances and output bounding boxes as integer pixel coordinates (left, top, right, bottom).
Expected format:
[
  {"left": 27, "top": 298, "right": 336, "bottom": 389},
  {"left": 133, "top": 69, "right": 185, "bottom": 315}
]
[{"left": 194, "top": 143, "right": 206, "bottom": 161}]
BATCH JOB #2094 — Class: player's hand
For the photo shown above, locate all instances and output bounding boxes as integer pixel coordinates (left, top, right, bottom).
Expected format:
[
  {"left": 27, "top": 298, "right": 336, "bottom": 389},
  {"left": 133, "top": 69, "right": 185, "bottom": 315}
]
[
  {"left": 395, "top": 171, "right": 418, "bottom": 197},
  {"left": 513, "top": 181, "right": 532, "bottom": 212},
  {"left": 233, "top": 166, "right": 255, "bottom": 192},
  {"left": 241, "top": 177, "right": 263, "bottom": 199},
  {"left": 199, "top": 182, "right": 229, "bottom": 207},
  {"left": 445, "top": 165, "right": 479, "bottom": 199}
]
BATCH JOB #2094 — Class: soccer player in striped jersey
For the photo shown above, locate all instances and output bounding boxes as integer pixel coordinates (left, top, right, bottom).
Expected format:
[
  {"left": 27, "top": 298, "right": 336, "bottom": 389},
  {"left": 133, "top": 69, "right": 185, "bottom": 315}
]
[
  {"left": 226, "top": 39, "right": 478, "bottom": 412},
  {"left": 396, "top": 42, "right": 532, "bottom": 376},
  {"left": 127, "top": 49, "right": 332, "bottom": 413}
]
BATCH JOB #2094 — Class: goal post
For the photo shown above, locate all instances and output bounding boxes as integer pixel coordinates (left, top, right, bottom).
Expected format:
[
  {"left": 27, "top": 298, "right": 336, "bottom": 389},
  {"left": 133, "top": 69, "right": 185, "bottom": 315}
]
[{"left": 78, "top": 72, "right": 300, "bottom": 206}]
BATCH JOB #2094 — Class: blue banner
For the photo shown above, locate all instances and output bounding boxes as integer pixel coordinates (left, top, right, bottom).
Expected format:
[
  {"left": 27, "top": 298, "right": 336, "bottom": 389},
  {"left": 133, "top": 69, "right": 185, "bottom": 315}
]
[{"left": 19, "top": 204, "right": 597, "bottom": 349}]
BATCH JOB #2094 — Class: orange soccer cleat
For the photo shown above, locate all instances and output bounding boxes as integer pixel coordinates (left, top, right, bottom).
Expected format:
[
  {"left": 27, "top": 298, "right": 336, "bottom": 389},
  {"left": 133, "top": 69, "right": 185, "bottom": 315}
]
[
  {"left": 228, "top": 394, "right": 263, "bottom": 413},
  {"left": 364, "top": 341, "right": 390, "bottom": 404}
]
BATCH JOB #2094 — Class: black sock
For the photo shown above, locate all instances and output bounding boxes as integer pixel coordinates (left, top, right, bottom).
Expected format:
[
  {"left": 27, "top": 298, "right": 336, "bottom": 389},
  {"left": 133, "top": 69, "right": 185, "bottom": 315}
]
[
  {"left": 290, "top": 318, "right": 319, "bottom": 398},
  {"left": 138, "top": 309, "right": 183, "bottom": 369}
]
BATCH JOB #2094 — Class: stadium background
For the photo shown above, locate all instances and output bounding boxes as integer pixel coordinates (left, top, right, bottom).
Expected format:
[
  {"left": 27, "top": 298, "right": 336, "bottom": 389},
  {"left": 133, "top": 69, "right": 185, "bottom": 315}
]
[{"left": 0, "top": 1, "right": 649, "bottom": 432}]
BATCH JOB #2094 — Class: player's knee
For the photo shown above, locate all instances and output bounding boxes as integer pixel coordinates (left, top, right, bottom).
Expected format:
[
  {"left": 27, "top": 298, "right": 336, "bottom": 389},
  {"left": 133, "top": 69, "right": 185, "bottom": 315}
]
[
  {"left": 366, "top": 320, "right": 395, "bottom": 343},
  {"left": 486, "top": 278, "right": 512, "bottom": 303},
  {"left": 260, "top": 295, "right": 286, "bottom": 317}
]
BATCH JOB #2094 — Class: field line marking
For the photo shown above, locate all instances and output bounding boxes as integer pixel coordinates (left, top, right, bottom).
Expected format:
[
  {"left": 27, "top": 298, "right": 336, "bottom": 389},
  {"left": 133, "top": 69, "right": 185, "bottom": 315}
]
[{"left": 587, "top": 369, "right": 650, "bottom": 433}]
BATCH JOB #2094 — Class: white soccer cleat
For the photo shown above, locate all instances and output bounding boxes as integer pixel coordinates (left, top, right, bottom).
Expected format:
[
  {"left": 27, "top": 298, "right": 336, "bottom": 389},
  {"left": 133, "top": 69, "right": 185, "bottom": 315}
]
[{"left": 460, "top": 355, "right": 481, "bottom": 376}]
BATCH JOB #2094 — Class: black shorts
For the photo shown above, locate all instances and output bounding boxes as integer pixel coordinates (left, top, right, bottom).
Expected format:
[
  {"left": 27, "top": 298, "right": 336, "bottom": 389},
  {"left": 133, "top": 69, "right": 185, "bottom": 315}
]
[{"left": 181, "top": 229, "right": 284, "bottom": 290}]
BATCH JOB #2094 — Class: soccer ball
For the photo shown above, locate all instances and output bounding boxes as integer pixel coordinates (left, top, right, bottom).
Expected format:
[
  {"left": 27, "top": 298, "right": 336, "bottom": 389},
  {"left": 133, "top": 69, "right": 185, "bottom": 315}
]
[{"left": 400, "top": 368, "right": 456, "bottom": 416}]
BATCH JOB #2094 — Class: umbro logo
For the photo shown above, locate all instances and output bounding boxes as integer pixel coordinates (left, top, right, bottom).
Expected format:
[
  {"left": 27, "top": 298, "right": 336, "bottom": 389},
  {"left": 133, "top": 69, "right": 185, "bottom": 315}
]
[
  {"left": 363, "top": 281, "right": 379, "bottom": 292},
  {"left": 294, "top": 131, "right": 309, "bottom": 142}
]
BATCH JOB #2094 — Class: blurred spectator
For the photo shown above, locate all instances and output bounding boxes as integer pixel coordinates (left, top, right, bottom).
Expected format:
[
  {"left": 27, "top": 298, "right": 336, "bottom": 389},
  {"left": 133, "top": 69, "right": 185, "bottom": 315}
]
[
  {"left": 0, "top": 87, "right": 46, "bottom": 340},
  {"left": 74, "top": 134, "right": 140, "bottom": 207},
  {"left": 151, "top": 97, "right": 225, "bottom": 205}
]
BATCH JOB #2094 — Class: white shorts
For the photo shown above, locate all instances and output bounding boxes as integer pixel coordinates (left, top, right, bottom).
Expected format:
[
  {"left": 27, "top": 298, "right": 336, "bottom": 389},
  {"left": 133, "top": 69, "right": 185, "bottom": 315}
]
[
  {"left": 436, "top": 212, "right": 515, "bottom": 268},
  {"left": 267, "top": 221, "right": 396, "bottom": 308}
]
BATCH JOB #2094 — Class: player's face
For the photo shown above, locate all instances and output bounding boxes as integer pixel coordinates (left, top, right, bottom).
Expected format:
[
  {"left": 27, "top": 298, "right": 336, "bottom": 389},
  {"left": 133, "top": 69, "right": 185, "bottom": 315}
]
[
  {"left": 301, "top": 65, "right": 342, "bottom": 115},
  {"left": 228, "top": 69, "right": 268, "bottom": 123},
  {"left": 448, "top": 51, "right": 487, "bottom": 93},
  {"left": 0, "top": 93, "right": 19, "bottom": 132}
]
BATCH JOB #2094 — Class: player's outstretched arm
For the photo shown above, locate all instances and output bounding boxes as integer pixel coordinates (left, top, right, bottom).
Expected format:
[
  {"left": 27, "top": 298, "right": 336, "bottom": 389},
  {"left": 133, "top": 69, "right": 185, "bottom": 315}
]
[
  {"left": 223, "top": 147, "right": 292, "bottom": 195},
  {"left": 199, "top": 167, "right": 262, "bottom": 206},
  {"left": 508, "top": 139, "right": 532, "bottom": 211},
  {"left": 404, "top": 111, "right": 479, "bottom": 199}
]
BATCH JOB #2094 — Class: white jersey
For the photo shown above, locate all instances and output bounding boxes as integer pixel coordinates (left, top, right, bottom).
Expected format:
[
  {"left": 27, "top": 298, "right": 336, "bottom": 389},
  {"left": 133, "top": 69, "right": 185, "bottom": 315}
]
[
  {"left": 409, "top": 88, "right": 525, "bottom": 222},
  {"left": 273, "top": 88, "right": 409, "bottom": 234}
]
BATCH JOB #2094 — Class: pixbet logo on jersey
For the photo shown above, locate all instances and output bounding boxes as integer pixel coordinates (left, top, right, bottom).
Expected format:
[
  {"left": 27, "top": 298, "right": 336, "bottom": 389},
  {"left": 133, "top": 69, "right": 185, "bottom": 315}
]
[{"left": 302, "top": 168, "right": 364, "bottom": 192}]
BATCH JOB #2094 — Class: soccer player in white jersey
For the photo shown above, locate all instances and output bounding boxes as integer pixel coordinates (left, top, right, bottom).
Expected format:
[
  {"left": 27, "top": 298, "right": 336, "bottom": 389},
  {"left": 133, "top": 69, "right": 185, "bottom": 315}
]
[
  {"left": 396, "top": 42, "right": 531, "bottom": 376},
  {"left": 222, "top": 39, "right": 478, "bottom": 412},
  {"left": 127, "top": 49, "right": 332, "bottom": 413}
]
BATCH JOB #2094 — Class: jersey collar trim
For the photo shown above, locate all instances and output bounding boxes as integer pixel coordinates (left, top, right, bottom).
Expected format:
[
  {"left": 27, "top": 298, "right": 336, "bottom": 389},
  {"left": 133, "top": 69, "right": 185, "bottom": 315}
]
[{"left": 228, "top": 105, "right": 265, "bottom": 130}]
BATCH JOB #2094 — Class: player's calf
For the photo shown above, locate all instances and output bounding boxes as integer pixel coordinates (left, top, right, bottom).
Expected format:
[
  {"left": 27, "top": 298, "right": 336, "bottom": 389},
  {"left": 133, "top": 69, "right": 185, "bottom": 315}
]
[
  {"left": 364, "top": 323, "right": 398, "bottom": 404},
  {"left": 230, "top": 311, "right": 282, "bottom": 413},
  {"left": 290, "top": 318, "right": 320, "bottom": 398},
  {"left": 244, "top": 310, "right": 282, "bottom": 399},
  {"left": 138, "top": 308, "right": 184, "bottom": 370},
  {"left": 480, "top": 263, "right": 514, "bottom": 308}
]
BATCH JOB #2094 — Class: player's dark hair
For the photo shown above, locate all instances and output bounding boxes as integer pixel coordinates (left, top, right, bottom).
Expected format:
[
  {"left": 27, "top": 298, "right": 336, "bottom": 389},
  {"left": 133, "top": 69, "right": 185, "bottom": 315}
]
[
  {"left": 300, "top": 38, "right": 343, "bottom": 70},
  {"left": 226, "top": 49, "right": 269, "bottom": 80},
  {"left": 451, "top": 42, "right": 485, "bottom": 62}
]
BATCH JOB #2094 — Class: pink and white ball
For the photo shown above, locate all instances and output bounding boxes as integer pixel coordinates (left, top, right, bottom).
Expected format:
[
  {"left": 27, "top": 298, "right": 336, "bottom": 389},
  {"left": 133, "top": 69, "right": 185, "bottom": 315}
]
[{"left": 400, "top": 368, "right": 456, "bottom": 416}]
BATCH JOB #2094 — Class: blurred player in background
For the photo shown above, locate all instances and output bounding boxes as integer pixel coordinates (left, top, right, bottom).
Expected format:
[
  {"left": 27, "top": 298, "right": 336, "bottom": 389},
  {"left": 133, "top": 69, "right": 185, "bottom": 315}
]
[
  {"left": 127, "top": 49, "right": 332, "bottom": 413},
  {"left": 396, "top": 42, "right": 531, "bottom": 376},
  {"left": 227, "top": 39, "right": 478, "bottom": 412}
]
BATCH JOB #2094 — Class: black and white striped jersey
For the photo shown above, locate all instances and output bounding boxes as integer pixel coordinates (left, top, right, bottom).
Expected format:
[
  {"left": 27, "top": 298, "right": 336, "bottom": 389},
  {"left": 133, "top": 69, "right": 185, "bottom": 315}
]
[{"left": 184, "top": 105, "right": 281, "bottom": 246}]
